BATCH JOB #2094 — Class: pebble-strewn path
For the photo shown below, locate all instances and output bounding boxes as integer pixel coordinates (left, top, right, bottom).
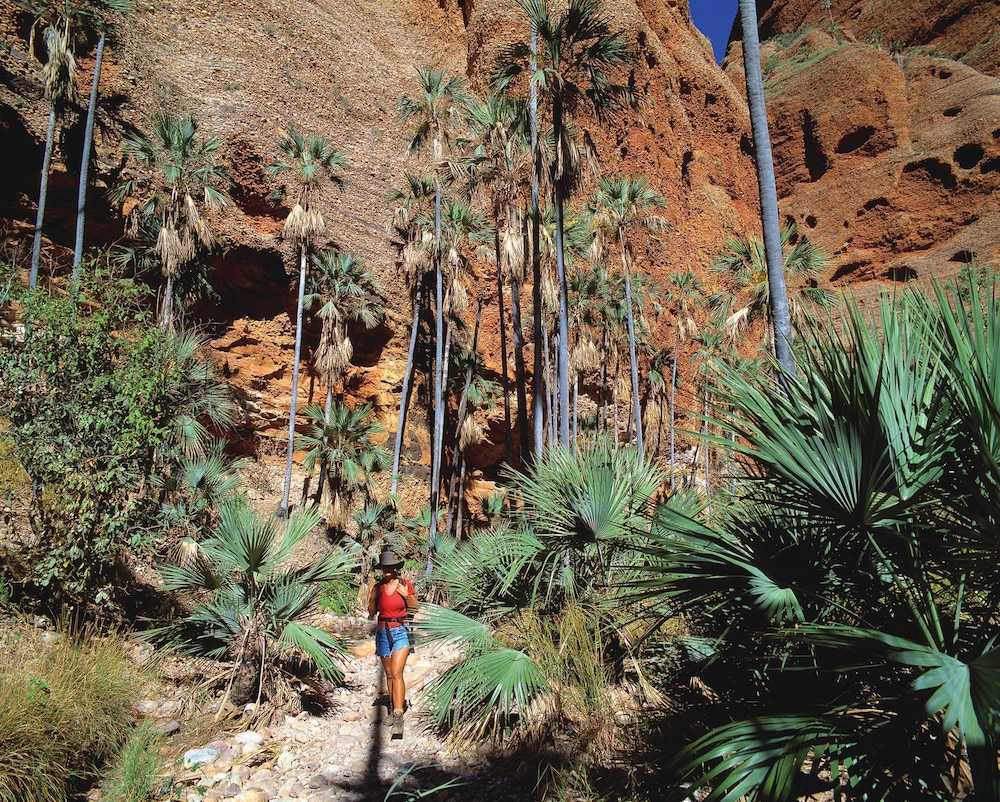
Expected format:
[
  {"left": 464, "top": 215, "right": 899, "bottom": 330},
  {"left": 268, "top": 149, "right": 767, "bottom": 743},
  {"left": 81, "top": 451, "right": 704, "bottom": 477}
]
[{"left": 139, "top": 616, "right": 537, "bottom": 802}]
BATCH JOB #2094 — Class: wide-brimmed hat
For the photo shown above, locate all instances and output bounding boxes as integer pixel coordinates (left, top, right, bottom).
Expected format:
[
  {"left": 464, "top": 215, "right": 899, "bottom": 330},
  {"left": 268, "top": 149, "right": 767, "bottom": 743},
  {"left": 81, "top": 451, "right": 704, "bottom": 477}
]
[{"left": 376, "top": 549, "right": 403, "bottom": 569}]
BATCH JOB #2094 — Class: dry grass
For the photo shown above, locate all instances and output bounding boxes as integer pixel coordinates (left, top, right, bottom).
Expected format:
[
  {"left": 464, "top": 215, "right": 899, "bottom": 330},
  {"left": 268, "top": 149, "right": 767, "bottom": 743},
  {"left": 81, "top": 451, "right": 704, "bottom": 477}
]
[{"left": 0, "top": 623, "right": 150, "bottom": 802}]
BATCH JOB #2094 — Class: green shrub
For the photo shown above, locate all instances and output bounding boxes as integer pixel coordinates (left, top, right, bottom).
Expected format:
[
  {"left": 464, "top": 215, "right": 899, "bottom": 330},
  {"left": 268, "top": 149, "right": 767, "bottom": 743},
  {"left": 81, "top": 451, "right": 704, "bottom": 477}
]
[
  {"left": 0, "top": 624, "right": 148, "bottom": 801},
  {"left": 319, "top": 573, "right": 359, "bottom": 615}
]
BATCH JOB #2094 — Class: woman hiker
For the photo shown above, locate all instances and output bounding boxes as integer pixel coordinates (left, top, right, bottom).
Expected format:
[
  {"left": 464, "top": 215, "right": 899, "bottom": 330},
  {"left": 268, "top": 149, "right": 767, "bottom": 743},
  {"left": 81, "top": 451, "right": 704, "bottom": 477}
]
[{"left": 368, "top": 549, "right": 418, "bottom": 737}]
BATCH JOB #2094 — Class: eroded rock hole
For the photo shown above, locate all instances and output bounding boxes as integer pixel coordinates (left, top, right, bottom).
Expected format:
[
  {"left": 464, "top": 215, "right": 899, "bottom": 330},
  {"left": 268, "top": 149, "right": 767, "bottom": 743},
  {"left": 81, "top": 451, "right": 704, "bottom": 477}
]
[
  {"left": 803, "top": 110, "right": 827, "bottom": 181},
  {"left": 681, "top": 150, "right": 694, "bottom": 180},
  {"left": 859, "top": 197, "right": 890, "bottom": 214},
  {"left": 836, "top": 126, "right": 875, "bottom": 154},
  {"left": 943, "top": 106, "right": 961, "bottom": 117},
  {"left": 903, "top": 157, "right": 956, "bottom": 189},
  {"left": 954, "top": 143, "right": 984, "bottom": 169},
  {"left": 979, "top": 155, "right": 1000, "bottom": 174},
  {"left": 949, "top": 249, "right": 976, "bottom": 263},
  {"left": 805, "top": 215, "right": 817, "bottom": 228},
  {"left": 887, "top": 265, "right": 918, "bottom": 282}
]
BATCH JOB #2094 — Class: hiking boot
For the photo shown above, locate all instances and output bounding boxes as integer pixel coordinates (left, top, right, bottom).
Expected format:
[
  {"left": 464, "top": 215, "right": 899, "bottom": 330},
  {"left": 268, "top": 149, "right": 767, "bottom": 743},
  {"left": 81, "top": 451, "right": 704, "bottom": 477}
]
[{"left": 390, "top": 710, "right": 404, "bottom": 739}]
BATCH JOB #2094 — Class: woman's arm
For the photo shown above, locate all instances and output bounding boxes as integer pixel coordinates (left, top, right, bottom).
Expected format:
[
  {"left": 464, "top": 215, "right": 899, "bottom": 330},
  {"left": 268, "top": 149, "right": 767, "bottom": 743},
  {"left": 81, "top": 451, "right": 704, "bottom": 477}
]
[{"left": 403, "top": 580, "right": 419, "bottom": 611}]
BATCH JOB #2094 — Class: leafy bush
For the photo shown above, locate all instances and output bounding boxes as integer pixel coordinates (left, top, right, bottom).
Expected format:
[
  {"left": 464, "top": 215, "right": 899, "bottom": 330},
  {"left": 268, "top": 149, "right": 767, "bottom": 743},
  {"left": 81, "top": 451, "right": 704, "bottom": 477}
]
[
  {"left": 0, "top": 624, "right": 148, "bottom": 801},
  {"left": 0, "top": 262, "right": 234, "bottom": 607}
]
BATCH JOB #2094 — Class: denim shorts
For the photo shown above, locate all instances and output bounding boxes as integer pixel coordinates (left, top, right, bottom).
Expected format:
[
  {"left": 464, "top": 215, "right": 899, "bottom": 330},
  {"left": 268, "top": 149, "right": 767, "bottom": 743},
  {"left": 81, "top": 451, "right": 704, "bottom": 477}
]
[{"left": 375, "top": 624, "right": 410, "bottom": 657}]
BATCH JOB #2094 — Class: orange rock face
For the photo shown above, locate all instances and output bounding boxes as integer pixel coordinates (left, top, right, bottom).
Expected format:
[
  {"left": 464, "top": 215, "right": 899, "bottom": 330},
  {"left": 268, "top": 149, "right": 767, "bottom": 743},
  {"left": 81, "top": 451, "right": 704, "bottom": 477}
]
[{"left": 2, "top": 0, "right": 999, "bottom": 470}]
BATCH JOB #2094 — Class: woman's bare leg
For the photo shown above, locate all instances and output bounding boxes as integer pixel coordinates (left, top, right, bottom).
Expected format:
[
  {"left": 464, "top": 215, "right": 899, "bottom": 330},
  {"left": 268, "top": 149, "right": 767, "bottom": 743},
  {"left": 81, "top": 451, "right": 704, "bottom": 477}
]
[{"left": 386, "top": 646, "right": 410, "bottom": 712}]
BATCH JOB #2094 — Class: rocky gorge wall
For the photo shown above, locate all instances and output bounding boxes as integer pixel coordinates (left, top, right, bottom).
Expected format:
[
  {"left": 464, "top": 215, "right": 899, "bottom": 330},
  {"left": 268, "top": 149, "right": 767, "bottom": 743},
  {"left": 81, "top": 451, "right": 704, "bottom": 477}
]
[{"left": 2, "top": 0, "right": 999, "bottom": 470}]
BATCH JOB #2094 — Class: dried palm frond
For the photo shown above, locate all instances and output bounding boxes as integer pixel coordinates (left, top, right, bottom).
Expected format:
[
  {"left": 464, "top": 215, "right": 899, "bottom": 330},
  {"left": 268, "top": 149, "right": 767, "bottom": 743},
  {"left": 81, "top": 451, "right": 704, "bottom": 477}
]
[
  {"left": 501, "top": 227, "right": 525, "bottom": 285},
  {"left": 324, "top": 492, "right": 350, "bottom": 530},
  {"left": 156, "top": 223, "right": 183, "bottom": 277},
  {"left": 724, "top": 306, "right": 750, "bottom": 342},
  {"left": 571, "top": 338, "right": 601, "bottom": 373},
  {"left": 315, "top": 323, "right": 352, "bottom": 379},
  {"left": 445, "top": 277, "right": 468, "bottom": 317},
  {"left": 42, "top": 23, "right": 76, "bottom": 104},
  {"left": 678, "top": 316, "right": 699, "bottom": 341},
  {"left": 459, "top": 414, "right": 484, "bottom": 452},
  {"left": 541, "top": 270, "right": 558, "bottom": 312},
  {"left": 283, "top": 204, "right": 324, "bottom": 243}
]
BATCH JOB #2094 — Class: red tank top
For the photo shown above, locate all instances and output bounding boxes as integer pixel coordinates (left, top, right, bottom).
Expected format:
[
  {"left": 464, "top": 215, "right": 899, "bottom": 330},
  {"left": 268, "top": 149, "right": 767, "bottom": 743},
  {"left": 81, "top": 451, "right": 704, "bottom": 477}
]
[{"left": 376, "top": 580, "right": 413, "bottom": 626}]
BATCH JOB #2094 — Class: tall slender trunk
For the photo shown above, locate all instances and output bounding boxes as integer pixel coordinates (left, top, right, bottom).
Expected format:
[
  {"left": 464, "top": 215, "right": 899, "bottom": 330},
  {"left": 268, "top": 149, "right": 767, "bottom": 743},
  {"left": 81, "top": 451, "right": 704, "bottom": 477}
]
[
  {"left": 621, "top": 234, "right": 643, "bottom": 460},
  {"left": 493, "top": 203, "right": 513, "bottom": 466},
  {"left": 160, "top": 274, "right": 175, "bottom": 331},
  {"left": 739, "top": 0, "right": 795, "bottom": 376},
  {"left": 427, "top": 135, "right": 445, "bottom": 574},
  {"left": 600, "top": 328, "right": 608, "bottom": 433},
  {"left": 444, "top": 296, "right": 481, "bottom": 539},
  {"left": 572, "top": 372, "right": 579, "bottom": 451},
  {"left": 544, "top": 325, "right": 555, "bottom": 447},
  {"left": 391, "top": 279, "right": 423, "bottom": 498},
  {"left": 30, "top": 105, "right": 58, "bottom": 289},
  {"left": 510, "top": 238, "right": 529, "bottom": 468},
  {"left": 72, "top": 30, "right": 106, "bottom": 290},
  {"left": 612, "top": 359, "right": 620, "bottom": 443},
  {"left": 669, "top": 331, "right": 679, "bottom": 490},
  {"left": 703, "top": 394, "right": 711, "bottom": 503},
  {"left": 530, "top": 20, "right": 545, "bottom": 462},
  {"left": 311, "top": 384, "right": 334, "bottom": 506},
  {"left": 280, "top": 244, "right": 308, "bottom": 514},
  {"left": 552, "top": 98, "right": 571, "bottom": 448}
]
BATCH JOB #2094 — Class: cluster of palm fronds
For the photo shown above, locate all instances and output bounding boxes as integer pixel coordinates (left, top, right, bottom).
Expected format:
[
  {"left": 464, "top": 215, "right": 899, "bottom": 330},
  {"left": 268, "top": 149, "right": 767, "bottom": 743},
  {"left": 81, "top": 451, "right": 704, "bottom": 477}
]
[{"left": 412, "top": 277, "right": 1000, "bottom": 801}]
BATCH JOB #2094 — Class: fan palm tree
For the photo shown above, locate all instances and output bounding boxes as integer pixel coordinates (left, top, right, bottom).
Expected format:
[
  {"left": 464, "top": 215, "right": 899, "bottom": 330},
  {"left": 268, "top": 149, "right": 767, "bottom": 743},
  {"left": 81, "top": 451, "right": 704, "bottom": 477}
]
[
  {"left": 418, "top": 437, "right": 667, "bottom": 744},
  {"left": 458, "top": 92, "right": 532, "bottom": 467},
  {"left": 398, "top": 67, "right": 469, "bottom": 568},
  {"left": 296, "top": 402, "right": 391, "bottom": 534},
  {"left": 153, "top": 501, "right": 354, "bottom": 710},
  {"left": 265, "top": 129, "right": 345, "bottom": 516},
  {"left": 109, "top": 113, "right": 229, "bottom": 329},
  {"left": 306, "top": 250, "right": 384, "bottom": 409},
  {"left": 388, "top": 172, "right": 437, "bottom": 498},
  {"left": 302, "top": 250, "right": 384, "bottom": 504},
  {"left": 495, "top": 0, "right": 632, "bottom": 448},
  {"left": 737, "top": 0, "right": 795, "bottom": 374},
  {"left": 588, "top": 175, "right": 666, "bottom": 460},
  {"left": 664, "top": 270, "right": 702, "bottom": 486},
  {"left": 638, "top": 278, "right": 1000, "bottom": 799},
  {"left": 710, "top": 222, "right": 831, "bottom": 343}
]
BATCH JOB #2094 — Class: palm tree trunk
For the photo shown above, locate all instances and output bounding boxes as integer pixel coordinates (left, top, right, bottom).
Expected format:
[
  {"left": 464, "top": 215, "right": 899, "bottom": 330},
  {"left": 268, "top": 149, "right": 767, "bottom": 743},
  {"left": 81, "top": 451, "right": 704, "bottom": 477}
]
[
  {"left": 621, "top": 236, "right": 644, "bottom": 459},
  {"left": 510, "top": 255, "right": 529, "bottom": 468},
  {"left": 428, "top": 150, "right": 445, "bottom": 573},
  {"left": 530, "top": 19, "right": 545, "bottom": 463},
  {"left": 703, "top": 394, "right": 711, "bottom": 503},
  {"left": 72, "top": 29, "right": 106, "bottom": 290},
  {"left": 543, "top": 324, "right": 555, "bottom": 447},
  {"left": 160, "top": 275, "right": 175, "bottom": 331},
  {"left": 738, "top": 0, "right": 795, "bottom": 376},
  {"left": 670, "top": 331, "right": 679, "bottom": 489},
  {"left": 311, "top": 384, "right": 333, "bottom": 505},
  {"left": 30, "top": 105, "right": 58, "bottom": 289},
  {"left": 391, "top": 279, "right": 423, "bottom": 498},
  {"left": 280, "top": 244, "right": 308, "bottom": 514},
  {"left": 444, "top": 296, "right": 481, "bottom": 539},
  {"left": 493, "top": 206, "right": 513, "bottom": 466},
  {"left": 552, "top": 138, "right": 571, "bottom": 447}
]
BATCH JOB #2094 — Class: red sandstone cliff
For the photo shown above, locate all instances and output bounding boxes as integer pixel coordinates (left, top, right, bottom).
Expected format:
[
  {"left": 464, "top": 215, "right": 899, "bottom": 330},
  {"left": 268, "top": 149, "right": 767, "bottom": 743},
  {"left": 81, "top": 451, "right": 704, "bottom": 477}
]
[{"left": 2, "top": 0, "right": 999, "bottom": 467}]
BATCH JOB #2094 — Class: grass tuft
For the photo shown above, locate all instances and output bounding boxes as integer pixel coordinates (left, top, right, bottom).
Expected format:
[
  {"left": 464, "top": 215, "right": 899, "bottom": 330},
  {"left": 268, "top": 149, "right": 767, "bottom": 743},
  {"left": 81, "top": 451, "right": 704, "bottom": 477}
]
[{"left": 0, "top": 623, "right": 149, "bottom": 801}]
